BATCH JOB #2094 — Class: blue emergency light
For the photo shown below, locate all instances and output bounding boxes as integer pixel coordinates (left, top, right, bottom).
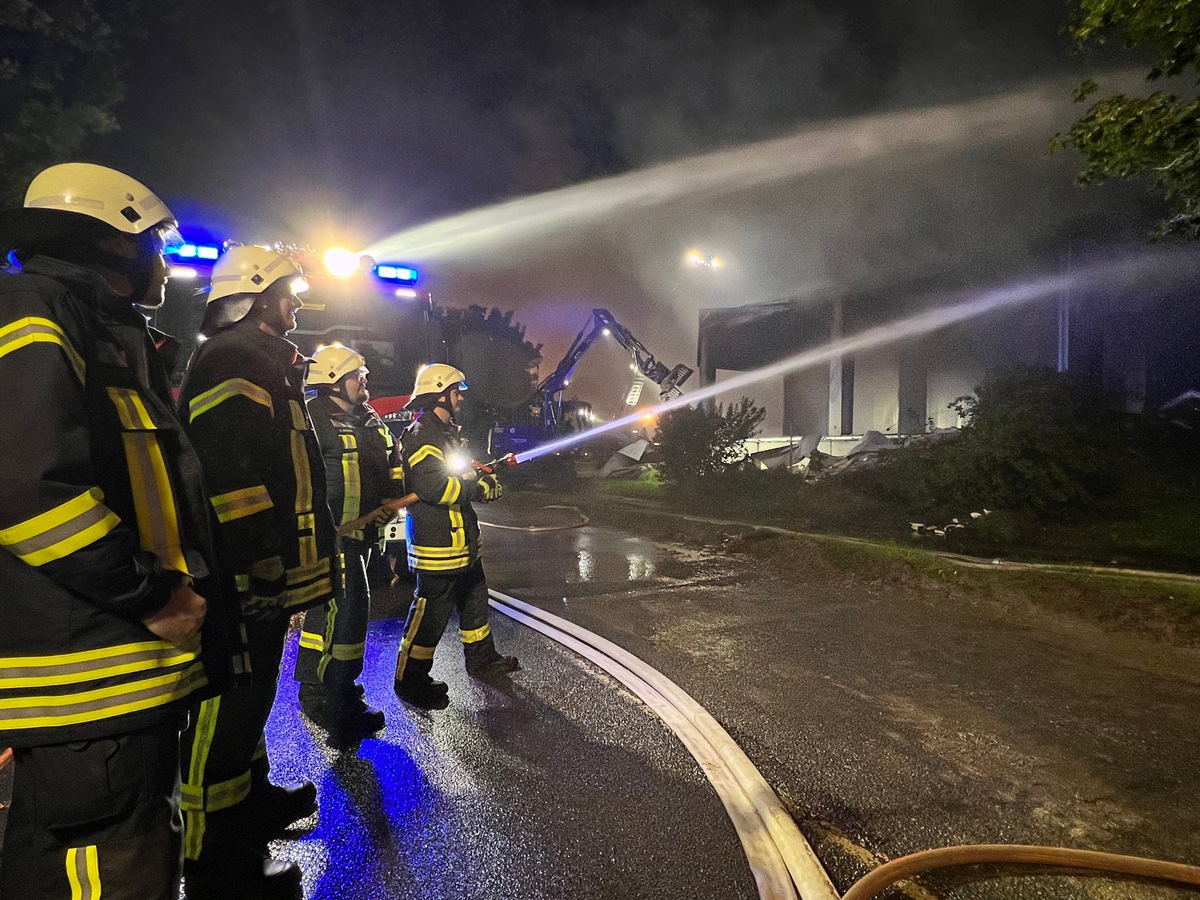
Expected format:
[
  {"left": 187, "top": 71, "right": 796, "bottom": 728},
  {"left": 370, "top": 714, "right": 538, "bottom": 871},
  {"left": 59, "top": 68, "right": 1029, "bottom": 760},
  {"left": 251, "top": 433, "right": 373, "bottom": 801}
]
[
  {"left": 373, "top": 264, "right": 419, "bottom": 284},
  {"left": 167, "top": 243, "right": 222, "bottom": 261}
]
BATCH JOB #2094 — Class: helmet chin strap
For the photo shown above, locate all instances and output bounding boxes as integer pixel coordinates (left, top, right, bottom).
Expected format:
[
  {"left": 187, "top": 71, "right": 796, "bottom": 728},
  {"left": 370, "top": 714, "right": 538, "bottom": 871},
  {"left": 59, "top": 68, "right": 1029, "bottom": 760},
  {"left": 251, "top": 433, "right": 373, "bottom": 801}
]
[
  {"left": 101, "top": 250, "right": 154, "bottom": 301},
  {"left": 434, "top": 393, "right": 457, "bottom": 421}
]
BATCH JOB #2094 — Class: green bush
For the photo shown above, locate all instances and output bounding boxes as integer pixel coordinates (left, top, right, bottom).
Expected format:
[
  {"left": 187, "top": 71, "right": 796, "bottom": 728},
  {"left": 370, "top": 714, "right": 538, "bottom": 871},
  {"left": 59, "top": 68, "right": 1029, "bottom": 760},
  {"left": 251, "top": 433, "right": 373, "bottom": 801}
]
[
  {"left": 860, "top": 367, "right": 1127, "bottom": 519},
  {"left": 656, "top": 397, "right": 766, "bottom": 483}
]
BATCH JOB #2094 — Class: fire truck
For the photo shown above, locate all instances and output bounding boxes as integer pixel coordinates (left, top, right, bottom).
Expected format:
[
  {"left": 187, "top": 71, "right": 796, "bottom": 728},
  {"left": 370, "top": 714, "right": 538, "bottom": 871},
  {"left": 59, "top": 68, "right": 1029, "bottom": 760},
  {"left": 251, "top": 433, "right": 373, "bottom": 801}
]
[{"left": 154, "top": 230, "right": 428, "bottom": 399}]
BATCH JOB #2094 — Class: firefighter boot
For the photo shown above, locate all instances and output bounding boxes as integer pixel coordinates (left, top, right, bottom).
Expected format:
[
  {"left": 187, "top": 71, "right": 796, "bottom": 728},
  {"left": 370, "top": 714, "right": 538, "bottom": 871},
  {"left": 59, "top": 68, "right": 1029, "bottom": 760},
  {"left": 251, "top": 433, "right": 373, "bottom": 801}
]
[
  {"left": 394, "top": 656, "right": 450, "bottom": 710},
  {"left": 328, "top": 691, "right": 386, "bottom": 743},
  {"left": 465, "top": 634, "right": 521, "bottom": 679},
  {"left": 184, "top": 807, "right": 303, "bottom": 900},
  {"left": 184, "top": 850, "right": 301, "bottom": 900},
  {"left": 245, "top": 774, "right": 318, "bottom": 846},
  {"left": 298, "top": 681, "right": 328, "bottom": 724}
]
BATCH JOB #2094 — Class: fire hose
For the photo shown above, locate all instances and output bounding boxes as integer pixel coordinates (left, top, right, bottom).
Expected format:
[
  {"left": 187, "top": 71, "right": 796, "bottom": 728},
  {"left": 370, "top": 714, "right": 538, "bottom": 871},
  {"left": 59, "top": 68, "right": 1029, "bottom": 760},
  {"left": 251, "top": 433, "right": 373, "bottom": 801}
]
[
  {"left": 839, "top": 844, "right": 1200, "bottom": 900},
  {"left": 336, "top": 453, "right": 518, "bottom": 536}
]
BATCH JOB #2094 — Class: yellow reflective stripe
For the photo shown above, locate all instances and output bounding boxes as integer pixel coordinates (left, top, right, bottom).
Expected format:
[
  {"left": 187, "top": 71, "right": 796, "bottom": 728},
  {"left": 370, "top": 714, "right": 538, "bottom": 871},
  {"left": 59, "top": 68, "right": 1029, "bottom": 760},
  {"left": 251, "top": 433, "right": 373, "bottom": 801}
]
[
  {"left": 299, "top": 630, "right": 325, "bottom": 651},
  {"left": 329, "top": 641, "right": 366, "bottom": 662},
  {"left": 185, "top": 696, "right": 220, "bottom": 800},
  {"left": 403, "top": 643, "right": 436, "bottom": 660},
  {"left": 408, "top": 554, "right": 470, "bottom": 572},
  {"left": 183, "top": 696, "right": 219, "bottom": 857},
  {"left": 122, "top": 431, "right": 190, "bottom": 574},
  {"left": 188, "top": 378, "right": 273, "bottom": 421},
  {"left": 316, "top": 596, "right": 338, "bottom": 681},
  {"left": 288, "top": 399, "right": 307, "bottom": 431},
  {"left": 210, "top": 485, "right": 273, "bottom": 523},
  {"left": 105, "top": 385, "right": 154, "bottom": 429},
  {"left": 109, "top": 385, "right": 192, "bottom": 574},
  {"left": 182, "top": 767, "right": 252, "bottom": 813},
  {"left": 0, "top": 317, "right": 85, "bottom": 383},
  {"left": 449, "top": 508, "right": 466, "bottom": 549},
  {"left": 65, "top": 845, "right": 100, "bottom": 900},
  {"left": 460, "top": 623, "right": 491, "bottom": 644},
  {"left": 407, "top": 444, "right": 444, "bottom": 466},
  {"left": 0, "top": 663, "right": 207, "bottom": 729},
  {"left": 286, "top": 577, "right": 333, "bottom": 607},
  {"left": 408, "top": 542, "right": 471, "bottom": 558},
  {"left": 390, "top": 466, "right": 405, "bottom": 480},
  {"left": 287, "top": 558, "right": 330, "bottom": 586},
  {"left": 340, "top": 434, "right": 361, "bottom": 523},
  {"left": 0, "top": 640, "right": 185, "bottom": 671},
  {"left": 0, "top": 486, "right": 120, "bottom": 567},
  {"left": 439, "top": 477, "right": 461, "bottom": 505},
  {"left": 296, "top": 511, "right": 317, "bottom": 567},
  {"left": 291, "top": 431, "right": 313, "bottom": 515},
  {"left": 395, "top": 596, "right": 427, "bottom": 679},
  {"left": 0, "top": 642, "right": 197, "bottom": 689},
  {"left": 183, "top": 807, "right": 205, "bottom": 862}
]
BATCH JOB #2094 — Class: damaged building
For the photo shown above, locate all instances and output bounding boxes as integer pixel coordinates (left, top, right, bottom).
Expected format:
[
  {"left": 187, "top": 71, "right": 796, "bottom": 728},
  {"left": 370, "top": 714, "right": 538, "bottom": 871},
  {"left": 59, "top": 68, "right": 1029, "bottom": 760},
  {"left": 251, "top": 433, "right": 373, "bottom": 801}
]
[{"left": 697, "top": 252, "right": 1200, "bottom": 452}]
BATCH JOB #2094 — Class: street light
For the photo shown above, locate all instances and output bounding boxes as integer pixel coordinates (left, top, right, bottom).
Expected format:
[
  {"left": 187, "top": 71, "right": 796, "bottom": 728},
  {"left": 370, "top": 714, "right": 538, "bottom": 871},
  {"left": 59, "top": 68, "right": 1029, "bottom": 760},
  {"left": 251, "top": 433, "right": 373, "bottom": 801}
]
[{"left": 686, "top": 248, "right": 721, "bottom": 269}]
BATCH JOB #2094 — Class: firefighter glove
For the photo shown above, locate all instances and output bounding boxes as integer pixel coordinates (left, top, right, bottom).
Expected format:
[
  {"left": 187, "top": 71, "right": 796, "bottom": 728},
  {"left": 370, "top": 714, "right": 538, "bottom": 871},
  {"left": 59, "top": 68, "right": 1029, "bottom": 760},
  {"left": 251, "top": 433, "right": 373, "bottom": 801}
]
[{"left": 478, "top": 473, "right": 503, "bottom": 503}]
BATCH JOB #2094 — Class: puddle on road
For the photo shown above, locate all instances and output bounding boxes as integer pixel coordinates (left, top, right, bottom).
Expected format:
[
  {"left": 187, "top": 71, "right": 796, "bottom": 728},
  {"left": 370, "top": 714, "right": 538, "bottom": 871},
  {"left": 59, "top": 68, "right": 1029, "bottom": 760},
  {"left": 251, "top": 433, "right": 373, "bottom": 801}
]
[
  {"left": 479, "top": 505, "right": 746, "bottom": 599},
  {"left": 484, "top": 518, "right": 664, "bottom": 589}
]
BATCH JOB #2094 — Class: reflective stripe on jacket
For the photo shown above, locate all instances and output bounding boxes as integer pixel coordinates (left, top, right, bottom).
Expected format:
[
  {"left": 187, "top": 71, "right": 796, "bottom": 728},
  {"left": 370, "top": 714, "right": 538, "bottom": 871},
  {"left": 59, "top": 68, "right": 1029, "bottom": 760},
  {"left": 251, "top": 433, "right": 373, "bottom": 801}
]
[
  {"left": 0, "top": 257, "right": 236, "bottom": 747},
  {"left": 179, "top": 320, "right": 336, "bottom": 617},
  {"left": 401, "top": 412, "right": 485, "bottom": 572},
  {"left": 308, "top": 395, "right": 403, "bottom": 540}
]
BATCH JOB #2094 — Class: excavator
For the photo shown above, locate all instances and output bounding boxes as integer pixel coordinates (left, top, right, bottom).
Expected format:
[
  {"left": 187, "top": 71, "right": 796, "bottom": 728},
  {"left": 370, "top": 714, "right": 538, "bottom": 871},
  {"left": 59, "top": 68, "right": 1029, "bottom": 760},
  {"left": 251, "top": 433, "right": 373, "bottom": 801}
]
[{"left": 490, "top": 308, "right": 694, "bottom": 456}]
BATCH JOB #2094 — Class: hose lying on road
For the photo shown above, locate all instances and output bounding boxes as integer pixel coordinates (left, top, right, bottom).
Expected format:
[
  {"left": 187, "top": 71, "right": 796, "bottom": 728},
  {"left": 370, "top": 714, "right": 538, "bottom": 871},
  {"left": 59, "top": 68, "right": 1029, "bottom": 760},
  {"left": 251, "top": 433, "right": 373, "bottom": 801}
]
[
  {"left": 489, "top": 589, "right": 840, "bottom": 900},
  {"left": 489, "top": 589, "right": 1200, "bottom": 900},
  {"left": 839, "top": 844, "right": 1200, "bottom": 900}
]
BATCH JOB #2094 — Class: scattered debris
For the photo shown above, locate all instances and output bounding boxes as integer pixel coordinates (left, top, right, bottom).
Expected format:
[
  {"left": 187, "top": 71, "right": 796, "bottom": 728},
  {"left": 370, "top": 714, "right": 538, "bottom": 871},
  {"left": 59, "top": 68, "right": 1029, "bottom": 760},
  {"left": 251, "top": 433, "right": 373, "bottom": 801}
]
[{"left": 910, "top": 509, "right": 991, "bottom": 538}]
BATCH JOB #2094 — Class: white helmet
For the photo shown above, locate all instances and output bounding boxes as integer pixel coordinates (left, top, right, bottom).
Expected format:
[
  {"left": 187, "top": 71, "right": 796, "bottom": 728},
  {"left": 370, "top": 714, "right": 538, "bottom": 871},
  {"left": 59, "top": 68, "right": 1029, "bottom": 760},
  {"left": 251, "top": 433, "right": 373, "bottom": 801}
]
[
  {"left": 308, "top": 345, "right": 367, "bottom": 386},
  {"left": 24, "top": 162, "right": 174, "bottom": 235},
  {"left": 200, "top": 245, "right": 307, "bottom": 335},
  {"left": 405, "top": 363, "right": 468, "bottom": 409},
  {"left": 207, "top": 245, "right": 305, "bottom": 303}
]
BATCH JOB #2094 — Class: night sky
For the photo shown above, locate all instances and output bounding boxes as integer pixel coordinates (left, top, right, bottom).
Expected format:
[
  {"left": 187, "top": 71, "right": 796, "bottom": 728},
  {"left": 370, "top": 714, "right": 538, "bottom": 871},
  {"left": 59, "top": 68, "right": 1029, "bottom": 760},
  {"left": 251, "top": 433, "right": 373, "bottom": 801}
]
[{"left": 89, "top": 0, "right": 1165, "bottom": 419}]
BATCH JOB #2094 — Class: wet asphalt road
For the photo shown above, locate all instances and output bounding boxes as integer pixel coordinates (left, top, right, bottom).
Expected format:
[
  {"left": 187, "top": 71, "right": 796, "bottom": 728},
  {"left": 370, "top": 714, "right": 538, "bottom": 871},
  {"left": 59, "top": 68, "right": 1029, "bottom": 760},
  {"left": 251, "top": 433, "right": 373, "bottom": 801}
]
[
  {"left": 478, "top": 504, "right": 1200, "bottom": 899},
  {"left": 265, "top": 582, "right": 759, "bottom": 900},
  {"left": 5, "top": 504, "right": 1200, "bottom": 899}
]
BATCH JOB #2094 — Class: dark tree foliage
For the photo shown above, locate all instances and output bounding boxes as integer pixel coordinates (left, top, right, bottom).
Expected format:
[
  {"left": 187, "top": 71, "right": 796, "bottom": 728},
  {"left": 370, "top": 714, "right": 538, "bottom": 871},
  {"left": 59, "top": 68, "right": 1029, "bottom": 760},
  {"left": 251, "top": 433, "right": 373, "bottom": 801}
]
[
  {"left": 656, "top": 397, "right": 766, "bottom": 483},
  {"left": 443, "top": 304, "right": 543, "bottom": 450},
  {"left": 1050, "top": 0, "right": 1200, "bottom": 239},
  {"left": 866, "top": 367, "right": 1125, "bottom": 519},
  {"left": 0, "top": 2, "right": 154, "bottom": 203}
]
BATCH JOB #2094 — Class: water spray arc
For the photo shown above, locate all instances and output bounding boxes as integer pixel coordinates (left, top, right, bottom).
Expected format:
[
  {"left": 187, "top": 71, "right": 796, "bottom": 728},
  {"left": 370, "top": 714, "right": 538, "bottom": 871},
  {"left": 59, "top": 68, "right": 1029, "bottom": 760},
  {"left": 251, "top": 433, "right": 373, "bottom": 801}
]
[{"left": 513, "top": 272, "right": 1079, "bottom": 465}]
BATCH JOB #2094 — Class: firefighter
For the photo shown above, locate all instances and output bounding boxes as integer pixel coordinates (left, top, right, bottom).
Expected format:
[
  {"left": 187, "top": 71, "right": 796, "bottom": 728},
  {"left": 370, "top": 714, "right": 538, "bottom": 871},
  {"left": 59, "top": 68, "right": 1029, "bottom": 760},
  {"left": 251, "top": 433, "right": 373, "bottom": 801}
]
[
  {"left": 0, "top": 162, "right": 240, "bottom": 898},
  {"left": 293, "top": 344, "right": 401, "bottom": 741},
  {"left": 393, "top": 364, "right": 520, "bottom": 710},
  {"left": 176, "top": 245, "right": 337, "bottom": 898}
]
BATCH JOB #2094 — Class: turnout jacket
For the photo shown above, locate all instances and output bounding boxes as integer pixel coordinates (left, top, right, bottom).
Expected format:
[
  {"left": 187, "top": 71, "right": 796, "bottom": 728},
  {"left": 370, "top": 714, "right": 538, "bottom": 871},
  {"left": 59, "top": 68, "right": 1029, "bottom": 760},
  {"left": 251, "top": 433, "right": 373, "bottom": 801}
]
[
  {"left": 179, "top": 319, "right": 336, "bottom": 619},
  {"left": 402, "top": 411, "right": 488, "bottom": 572},
  {"left": 0, "top": 257, "right": 238, "bottom": 747},
  {"left": 308, "top": 395, "right": 404, "bottom": 541}
]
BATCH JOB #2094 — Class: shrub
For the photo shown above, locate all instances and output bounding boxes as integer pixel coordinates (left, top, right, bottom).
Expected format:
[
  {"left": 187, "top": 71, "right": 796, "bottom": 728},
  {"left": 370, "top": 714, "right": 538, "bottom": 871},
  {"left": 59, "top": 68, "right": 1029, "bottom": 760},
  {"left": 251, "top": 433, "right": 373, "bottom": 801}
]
[
  {"left": 656, "top": 397, "right": 766, "bottom": 483},
  {"left": 862, "top": 366, "right": 1127, "bottom": 519}
]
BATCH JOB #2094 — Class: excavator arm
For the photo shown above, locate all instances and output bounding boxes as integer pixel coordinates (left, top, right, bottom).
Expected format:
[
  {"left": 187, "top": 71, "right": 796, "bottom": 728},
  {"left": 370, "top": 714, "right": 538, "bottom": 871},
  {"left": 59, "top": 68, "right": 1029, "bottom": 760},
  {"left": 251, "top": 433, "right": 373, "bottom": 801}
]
[{"left": 537, "top": 308, "right": 693, "bottom": 433}]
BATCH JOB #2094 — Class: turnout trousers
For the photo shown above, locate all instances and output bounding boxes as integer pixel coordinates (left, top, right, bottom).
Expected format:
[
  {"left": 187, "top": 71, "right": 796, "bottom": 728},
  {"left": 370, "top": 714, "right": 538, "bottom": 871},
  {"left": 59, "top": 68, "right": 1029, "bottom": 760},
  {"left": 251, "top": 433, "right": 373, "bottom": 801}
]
[
  {"left": 294, "top": 537, "right": 371, "bottom": 699},
  {"left": 178, "top": 615, "right": 290, "bottom": 863},
  {"left": 394, "top": 559, "right": 501, "bottom": 683},
  {"left": 0, "top": 718, "right": 184, "bottom": 900}
]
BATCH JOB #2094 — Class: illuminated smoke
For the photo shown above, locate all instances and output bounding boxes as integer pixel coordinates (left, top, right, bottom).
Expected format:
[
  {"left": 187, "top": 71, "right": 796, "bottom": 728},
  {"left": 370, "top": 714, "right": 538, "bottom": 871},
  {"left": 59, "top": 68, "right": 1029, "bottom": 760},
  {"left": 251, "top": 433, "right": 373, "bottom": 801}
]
[{"left": 514, "top": 269, "right": 1082, "bottom": 463}]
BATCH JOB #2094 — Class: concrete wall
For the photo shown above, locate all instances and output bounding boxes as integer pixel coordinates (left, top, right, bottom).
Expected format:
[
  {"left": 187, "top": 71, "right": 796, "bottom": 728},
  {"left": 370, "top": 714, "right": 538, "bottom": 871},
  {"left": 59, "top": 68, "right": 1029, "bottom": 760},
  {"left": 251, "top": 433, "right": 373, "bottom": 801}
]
[{"left": 852, "top": 345, "right": 900, "bottom": 434}]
